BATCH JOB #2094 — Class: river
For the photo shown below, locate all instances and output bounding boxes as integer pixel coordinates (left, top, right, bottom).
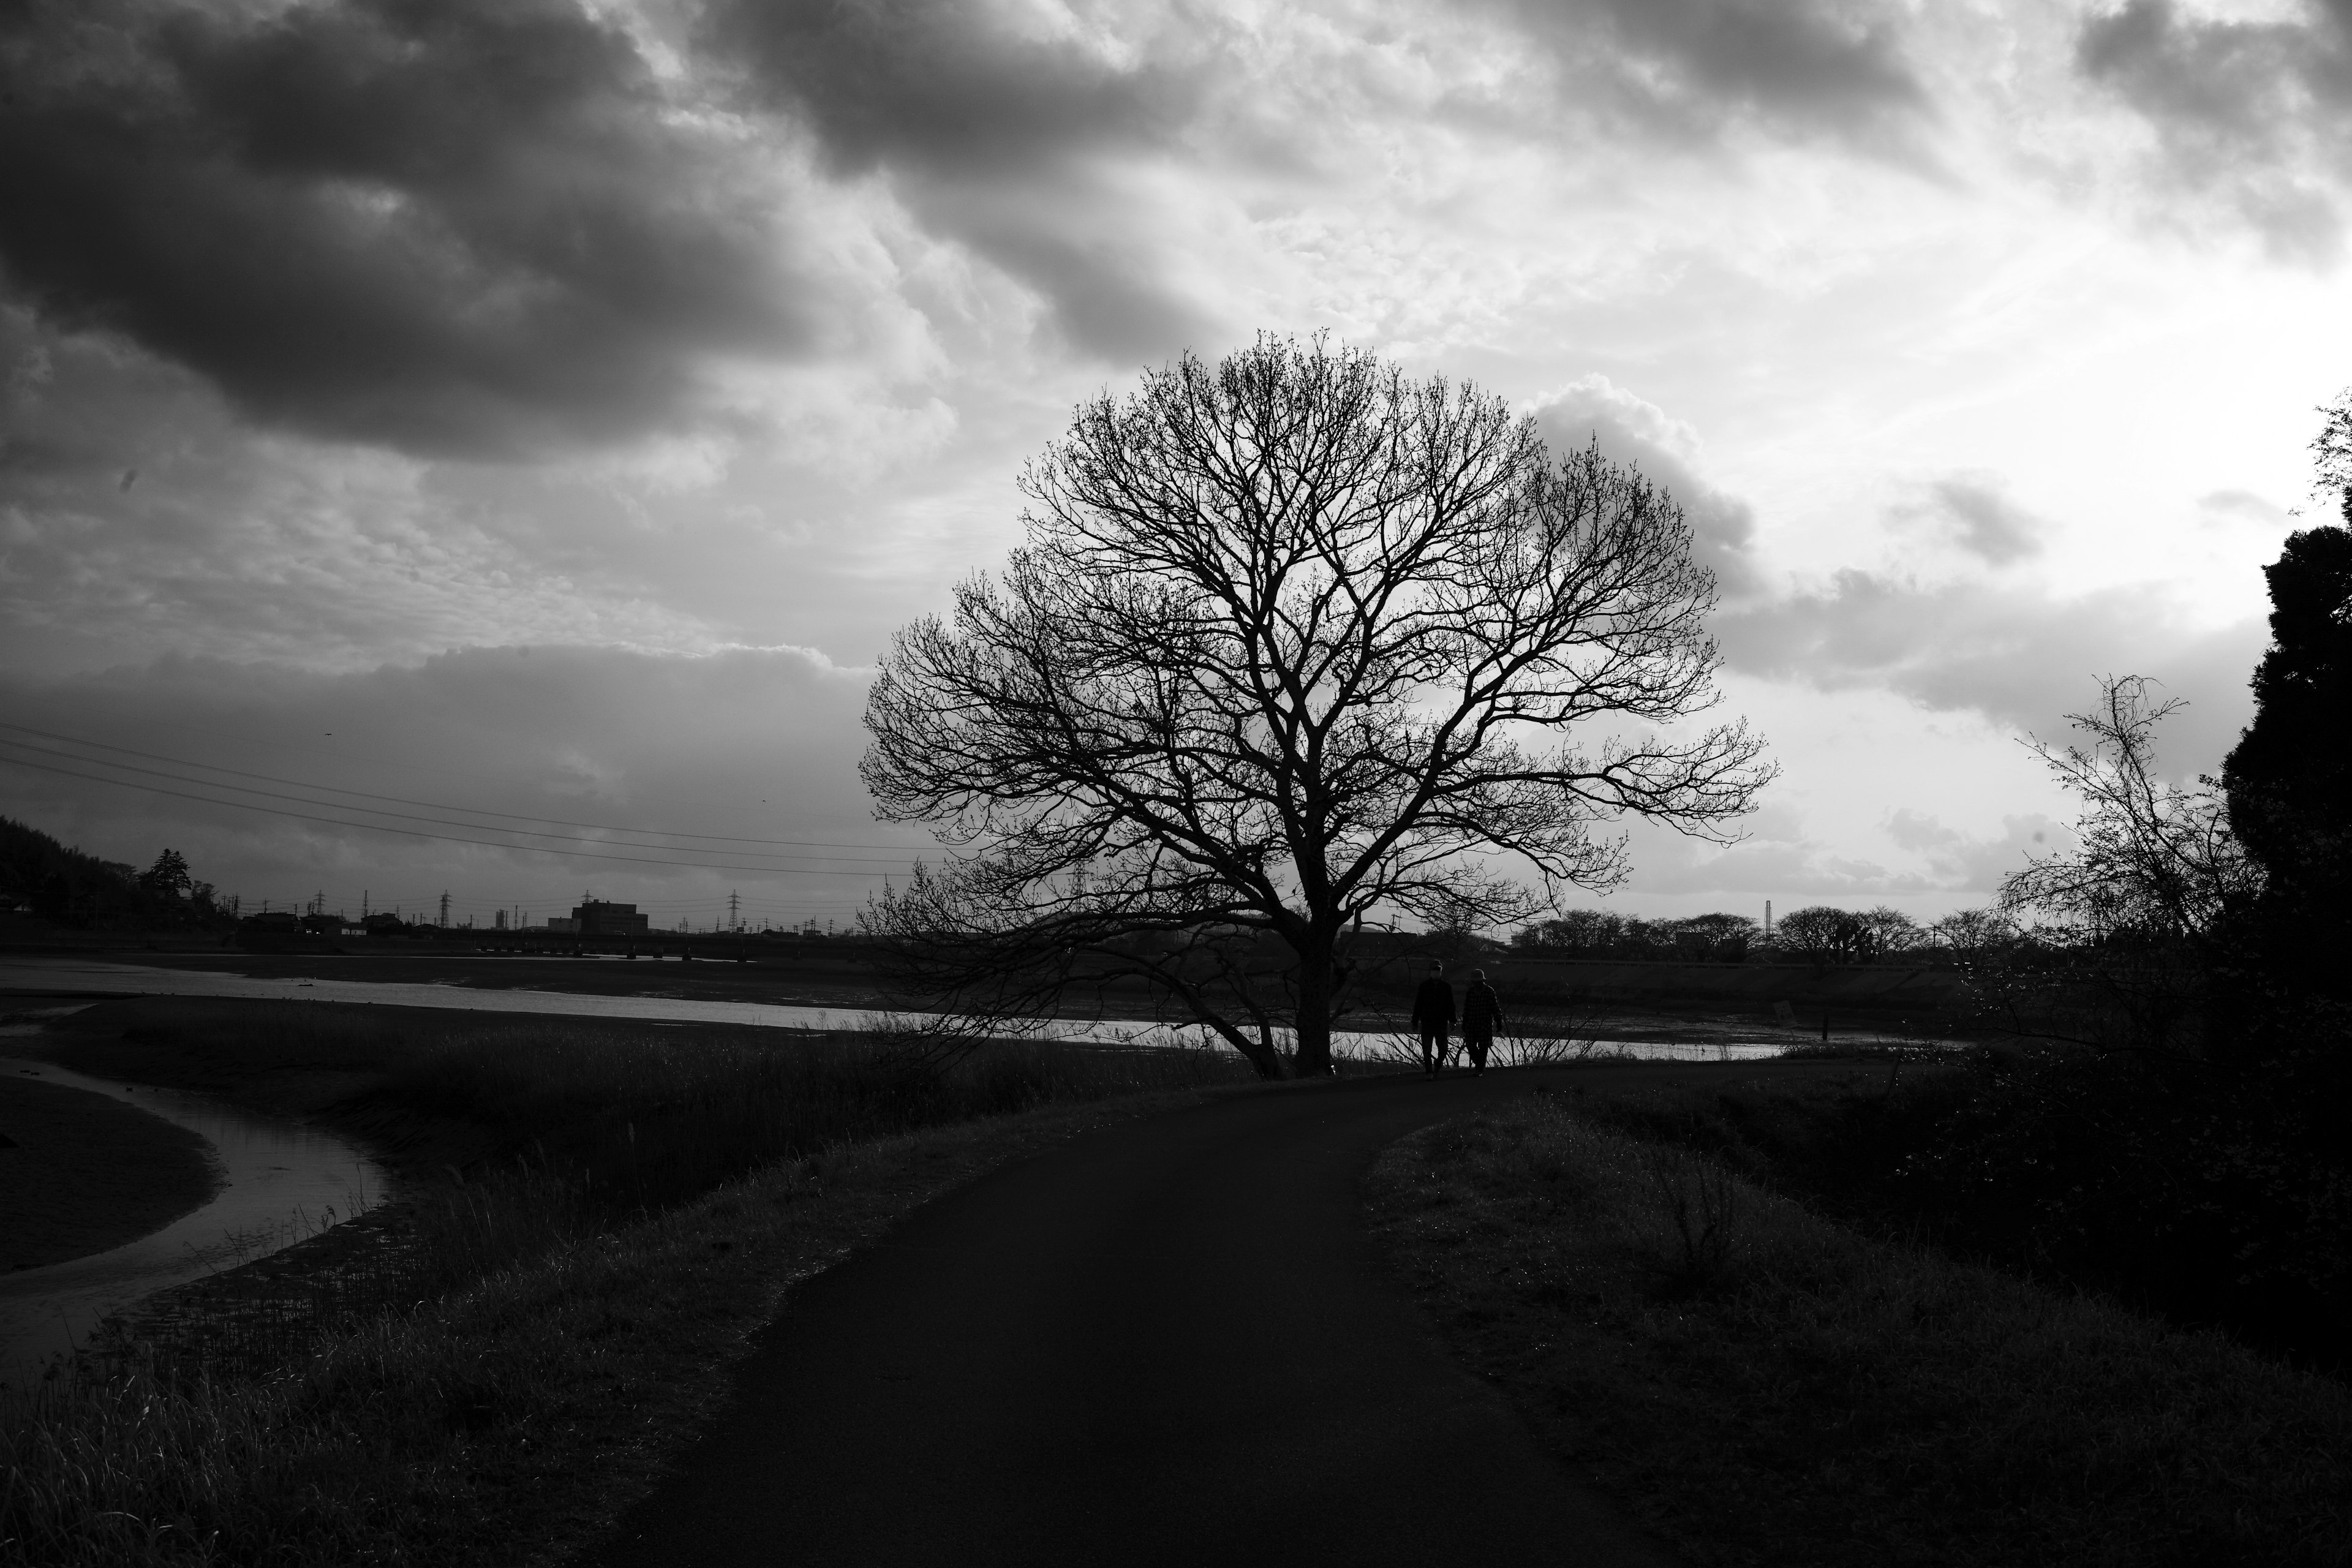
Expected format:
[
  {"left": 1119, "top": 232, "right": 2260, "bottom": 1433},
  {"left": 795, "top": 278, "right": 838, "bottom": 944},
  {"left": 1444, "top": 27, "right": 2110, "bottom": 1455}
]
[{"left": 0, "top": 955, "right": 1792, "bottom": 1059}]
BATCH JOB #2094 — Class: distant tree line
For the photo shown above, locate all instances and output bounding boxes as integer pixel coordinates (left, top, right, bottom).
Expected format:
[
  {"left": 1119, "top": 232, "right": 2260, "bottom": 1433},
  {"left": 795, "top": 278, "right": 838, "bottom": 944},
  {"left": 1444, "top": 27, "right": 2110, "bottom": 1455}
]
[
  {"left": 0, "top": 816, "right": 233, "bottom": 930},
  {"left": 1507, "top": 903, "right": 2021, "bottom": 967}
]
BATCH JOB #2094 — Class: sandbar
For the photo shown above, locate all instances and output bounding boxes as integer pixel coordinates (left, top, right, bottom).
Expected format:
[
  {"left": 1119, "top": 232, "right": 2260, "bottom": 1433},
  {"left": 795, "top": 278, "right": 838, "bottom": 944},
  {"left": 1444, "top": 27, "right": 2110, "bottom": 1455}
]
[{"left": 0, "top": 1074, "right": 224, "bottom": 1271}]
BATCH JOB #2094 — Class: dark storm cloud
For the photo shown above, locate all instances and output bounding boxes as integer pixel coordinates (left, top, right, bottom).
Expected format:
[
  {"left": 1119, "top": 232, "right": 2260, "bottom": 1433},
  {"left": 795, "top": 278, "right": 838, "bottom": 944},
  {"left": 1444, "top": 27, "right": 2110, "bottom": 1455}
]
[
  {"left": 710, "top": 0, "right": 1936, "bottom": 364},
  {"left": 711, "top": 0, "right": 1195, "bottom": 179},
  {"left": 0, "top": 643, "right": 898, "bottom": 900},
  {"left": 709, "top": 0, "right": 1214, "bottom": 360},
  {"left": 0, "top": 0, "right": 818, "bottom": 458},
  {"left": 1491, "top": 0, "right": 1931, "bottom": 149},
  {"left": 2078, "top": 0, "right": 2352, "bottom": 254}
]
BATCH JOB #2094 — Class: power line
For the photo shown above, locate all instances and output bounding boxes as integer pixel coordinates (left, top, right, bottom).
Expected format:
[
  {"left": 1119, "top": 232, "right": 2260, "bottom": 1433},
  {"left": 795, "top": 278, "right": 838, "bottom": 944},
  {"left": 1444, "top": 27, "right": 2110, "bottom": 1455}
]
[
  {"left": 0, "top": 737, "right": 916, "bottom": 870},
  {"left": 0, "top": 750, "right": 915, "bottom": 878},
  {"left": 0, "top": 720, "right": 923, "bottom": 852}
]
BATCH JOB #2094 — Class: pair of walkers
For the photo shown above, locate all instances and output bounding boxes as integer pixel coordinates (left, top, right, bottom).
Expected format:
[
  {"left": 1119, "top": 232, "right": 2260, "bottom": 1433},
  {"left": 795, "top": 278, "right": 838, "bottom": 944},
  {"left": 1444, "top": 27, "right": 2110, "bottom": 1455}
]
[{"left": 1411, "top": 962, "right": 1502, "bottom": 1077}]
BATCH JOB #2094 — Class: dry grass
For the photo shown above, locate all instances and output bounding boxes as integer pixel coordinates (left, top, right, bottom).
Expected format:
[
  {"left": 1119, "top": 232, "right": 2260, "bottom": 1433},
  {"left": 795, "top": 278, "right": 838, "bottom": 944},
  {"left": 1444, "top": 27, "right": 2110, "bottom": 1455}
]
[
  {"left": 1, "top": 1003, "right": 1254, "bottom": 1567},
  {"left": 1364, "top": 1090, "right": 2352, "bottom": 1568},
  {"left": 1, "top": 1092, "right": 1240, "bottom": 1567}
]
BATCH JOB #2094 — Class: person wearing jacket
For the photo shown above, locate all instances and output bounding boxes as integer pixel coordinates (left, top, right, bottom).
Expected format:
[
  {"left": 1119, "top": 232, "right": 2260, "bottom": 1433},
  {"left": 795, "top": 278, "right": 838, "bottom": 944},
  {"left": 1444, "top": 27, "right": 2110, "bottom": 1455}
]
[
  {"left": 1411, "top": 961, "right": 1455, "bottom": 1078},
  {"left": 1460, "top": 968, "right": 1504, "bottom": 1076}
]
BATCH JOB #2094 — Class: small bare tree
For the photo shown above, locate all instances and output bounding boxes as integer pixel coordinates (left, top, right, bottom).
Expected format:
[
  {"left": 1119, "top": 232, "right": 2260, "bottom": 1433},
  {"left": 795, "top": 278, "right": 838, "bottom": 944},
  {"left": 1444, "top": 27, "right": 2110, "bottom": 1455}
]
[
  {"left": 1989, "top": 676, "right": 2260, "bottom": 1055},
  {"left": 861, "top": 334, "right": 1773, "bottom": 1077},
  {"left": 2001, "top": 677, "right": 2255, "bottom": 944}
]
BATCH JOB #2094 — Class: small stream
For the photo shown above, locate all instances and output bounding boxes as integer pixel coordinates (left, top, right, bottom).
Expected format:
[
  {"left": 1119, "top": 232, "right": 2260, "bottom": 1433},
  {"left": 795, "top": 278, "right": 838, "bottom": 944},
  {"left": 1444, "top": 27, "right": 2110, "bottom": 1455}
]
[{"left": 0, "top": 1049, "right": 390, "bottom": 1379}]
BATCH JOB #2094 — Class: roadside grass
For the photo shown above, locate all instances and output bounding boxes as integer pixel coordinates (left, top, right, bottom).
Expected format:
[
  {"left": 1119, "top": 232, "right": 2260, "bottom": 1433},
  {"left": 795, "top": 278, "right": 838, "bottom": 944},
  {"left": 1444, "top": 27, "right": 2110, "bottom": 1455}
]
[
  {"left": 2, "top": 1001, "right": 1255, "bottom": 1566},
  {"left": 1557, "top": 1052, "right": 2352, "bottom": 1367},
  {"left": 1365, "top": 1090, "right": 2352, "bottom": 1568}
]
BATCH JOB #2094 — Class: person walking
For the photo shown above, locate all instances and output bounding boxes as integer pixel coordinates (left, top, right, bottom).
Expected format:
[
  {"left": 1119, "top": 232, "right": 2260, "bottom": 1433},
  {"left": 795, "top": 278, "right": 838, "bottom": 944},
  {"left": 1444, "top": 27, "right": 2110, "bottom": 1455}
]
[
  {"left": 1460, "top": 968, "right": 1504, "bottom": 1076},
  {"left": 1411, "top": 961, "right": 1455, "bottom": 1078}
]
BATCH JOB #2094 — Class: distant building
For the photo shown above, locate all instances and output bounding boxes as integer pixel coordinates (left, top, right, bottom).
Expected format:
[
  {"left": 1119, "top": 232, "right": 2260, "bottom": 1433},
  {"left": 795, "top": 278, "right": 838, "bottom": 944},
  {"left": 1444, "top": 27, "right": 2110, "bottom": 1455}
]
[
  {"left": 546, "top": 916, "right": 579, "bottom": 933},
  {"left": 571, "top": 900, "right": 649, "bottom": 936}
]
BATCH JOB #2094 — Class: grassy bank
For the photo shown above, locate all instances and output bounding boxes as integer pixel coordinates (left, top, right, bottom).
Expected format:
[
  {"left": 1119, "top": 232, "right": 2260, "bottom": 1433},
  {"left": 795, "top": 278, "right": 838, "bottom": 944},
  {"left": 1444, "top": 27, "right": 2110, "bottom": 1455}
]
[
  {"left": 2, "top": 1000, "right": 1256, "bottom": 1566},
  {"left": 1556, "top": 1048, "right": 2352, "bottom": 1366},
  {"left": 32, "top": 996, "right": 1254, "bottom": 1208},
  {"left": 1365, "top": 1091, "right": 2352, "bottom": 1567}
]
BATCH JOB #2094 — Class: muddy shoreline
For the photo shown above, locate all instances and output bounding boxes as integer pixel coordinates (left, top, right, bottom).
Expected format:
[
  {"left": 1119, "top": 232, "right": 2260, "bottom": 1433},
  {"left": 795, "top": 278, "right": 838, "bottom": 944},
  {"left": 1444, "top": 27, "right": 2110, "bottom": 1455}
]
[{"left": 0, "top": 1071, "right": 224, "bottom": 1272}]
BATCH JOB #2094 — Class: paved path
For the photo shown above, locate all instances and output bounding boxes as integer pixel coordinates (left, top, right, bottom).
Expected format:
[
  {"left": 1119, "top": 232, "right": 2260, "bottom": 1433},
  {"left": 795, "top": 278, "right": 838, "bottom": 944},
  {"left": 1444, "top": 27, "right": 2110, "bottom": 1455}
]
[{"left": 598, "top": 1064, "right": 1826, "bottom": 1567}]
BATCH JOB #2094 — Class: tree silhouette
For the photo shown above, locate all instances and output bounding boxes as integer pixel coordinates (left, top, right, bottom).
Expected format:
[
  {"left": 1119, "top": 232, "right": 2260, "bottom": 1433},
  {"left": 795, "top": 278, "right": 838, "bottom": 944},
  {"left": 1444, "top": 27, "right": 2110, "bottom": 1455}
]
[
  {"left": 861, "top": 334, "right": 1771, "bottom": 1077},
  {"left": 2223, "top": 524, "right": 2352, "bottom": 997},
  {"left": 138, "top": 848, "right": 192, "bottom": 899}
]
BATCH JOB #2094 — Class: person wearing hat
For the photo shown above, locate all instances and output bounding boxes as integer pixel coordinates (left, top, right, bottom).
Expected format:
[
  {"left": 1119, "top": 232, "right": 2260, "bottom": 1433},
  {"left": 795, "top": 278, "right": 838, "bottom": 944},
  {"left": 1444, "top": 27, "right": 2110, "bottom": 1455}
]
[
  {"left": 1460, "top": 968, "right": 1504, "bottom": 1076},
  {"left": 1410, "top": 960, "right": 1455, "bottom": 1077}
]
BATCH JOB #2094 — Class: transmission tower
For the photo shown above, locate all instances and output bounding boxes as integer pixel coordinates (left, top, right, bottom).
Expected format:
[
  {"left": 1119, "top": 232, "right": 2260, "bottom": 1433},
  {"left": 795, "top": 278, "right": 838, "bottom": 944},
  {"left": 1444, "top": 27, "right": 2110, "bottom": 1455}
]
[
  {"left": 439, "top": 890, "right": 451, "bottom": 928},
  {"left": 728, "top": 889, "right": 741, "bottom": 932}
]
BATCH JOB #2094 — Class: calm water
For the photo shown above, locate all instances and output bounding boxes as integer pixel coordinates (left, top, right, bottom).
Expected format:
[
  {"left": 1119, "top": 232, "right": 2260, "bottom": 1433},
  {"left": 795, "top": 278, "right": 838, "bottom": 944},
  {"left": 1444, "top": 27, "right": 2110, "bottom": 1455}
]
[
  {"left": 0, "top": 956, "right": 1791, "bottom": 1060},
  {"left": 0, "top": 1044, "right": 389, "bottom": 1379}
]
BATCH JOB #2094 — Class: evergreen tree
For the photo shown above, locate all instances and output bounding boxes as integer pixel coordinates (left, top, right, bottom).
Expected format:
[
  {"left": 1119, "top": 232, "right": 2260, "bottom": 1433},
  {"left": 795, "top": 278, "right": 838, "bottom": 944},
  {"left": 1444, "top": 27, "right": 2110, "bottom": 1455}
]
[
  {"left": 138, "top": 848, "right": 192, "bottom": 899},
  {"left": 2222, "top": 524, "right": 2352, "bottom": 997}
]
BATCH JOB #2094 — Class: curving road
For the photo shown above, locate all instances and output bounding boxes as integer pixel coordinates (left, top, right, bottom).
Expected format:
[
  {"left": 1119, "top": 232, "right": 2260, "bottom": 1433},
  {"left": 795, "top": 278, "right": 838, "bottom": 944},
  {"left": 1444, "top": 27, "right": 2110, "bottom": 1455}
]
[{"left": 595, "top": 1063, "right": 1839, "bottom": 1567}]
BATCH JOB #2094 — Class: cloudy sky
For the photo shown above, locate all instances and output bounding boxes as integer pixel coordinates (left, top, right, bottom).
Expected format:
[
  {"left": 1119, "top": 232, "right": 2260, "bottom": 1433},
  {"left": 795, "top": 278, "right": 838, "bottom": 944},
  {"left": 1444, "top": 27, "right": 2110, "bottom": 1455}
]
[{"left": 0, "top": 0, "right": 2343, "bottom": 931}]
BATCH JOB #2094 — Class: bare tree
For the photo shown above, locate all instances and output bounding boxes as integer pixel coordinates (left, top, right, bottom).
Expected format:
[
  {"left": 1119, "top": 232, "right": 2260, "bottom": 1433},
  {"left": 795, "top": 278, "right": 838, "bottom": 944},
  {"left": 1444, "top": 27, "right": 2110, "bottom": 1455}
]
[
  {"left": 1986, "top": 676, "right": 2260, "bottom": 1055},
  {"left": 2001, "top": 677, "right": 2255, "bottom": 944},
  {"left": 861, "top": 334, "right": 1773, "bottom": 1077},
  {"left": 1771, "top": 905, "right": 1916, "bottom": 967},
  {"left": 1926, "top": 907, "right": 2016, "bottom": 967}
]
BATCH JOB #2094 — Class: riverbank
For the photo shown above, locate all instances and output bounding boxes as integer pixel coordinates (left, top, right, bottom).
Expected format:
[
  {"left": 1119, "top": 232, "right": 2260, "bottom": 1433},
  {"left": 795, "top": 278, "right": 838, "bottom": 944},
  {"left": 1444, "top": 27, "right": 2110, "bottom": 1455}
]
[
  {"left": 0, "top": 1072, "right": 220, "bottom": 1272},
  {"left": 10, "top": 1090, "right": 1251, "bottom": 1568},
  {"left": 1365, "top": 1090, "right": 2352, "bottom": 1566},
  {"left": 1, "top": 956, "right": 1833, "bottom": 1060},
  {"left": 0, "top": 998, "right": 1260, "bottom": 1566},
  {"left": 2, "top": 946, "right": 1942, "bottom": 1045}
]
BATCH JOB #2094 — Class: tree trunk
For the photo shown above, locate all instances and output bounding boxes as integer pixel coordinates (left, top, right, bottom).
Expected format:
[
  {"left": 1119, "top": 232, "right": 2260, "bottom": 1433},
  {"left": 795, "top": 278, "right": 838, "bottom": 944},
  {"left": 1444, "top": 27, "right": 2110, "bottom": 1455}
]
[
  {"left": 1292, "top": 930, "right": 1338, "bottom": 1077},
  {"left": 1235, "top": 1035, "right": 1287, "bottom": 1081}
]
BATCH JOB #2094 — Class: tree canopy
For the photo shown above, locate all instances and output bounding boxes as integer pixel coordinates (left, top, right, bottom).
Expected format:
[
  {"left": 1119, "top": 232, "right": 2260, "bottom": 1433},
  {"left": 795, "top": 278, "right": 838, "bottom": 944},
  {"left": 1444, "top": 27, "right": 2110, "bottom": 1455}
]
[
  {"left": 2223, "top": 524, "right": 2352, "bottom": 997},
  {"left": 861, "top": 334, "right": 1771, "bottom": 1076}
]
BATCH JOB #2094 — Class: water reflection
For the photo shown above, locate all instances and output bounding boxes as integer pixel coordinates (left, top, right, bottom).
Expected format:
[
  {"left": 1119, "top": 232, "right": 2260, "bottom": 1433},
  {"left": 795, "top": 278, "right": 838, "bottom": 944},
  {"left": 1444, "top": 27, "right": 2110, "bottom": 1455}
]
[
  {"left": 0, "top": 1053, "right": 389, "bottom": 1379},
  {"left": 0, "top": 957, "right": 1790, "bottom": 1058}
]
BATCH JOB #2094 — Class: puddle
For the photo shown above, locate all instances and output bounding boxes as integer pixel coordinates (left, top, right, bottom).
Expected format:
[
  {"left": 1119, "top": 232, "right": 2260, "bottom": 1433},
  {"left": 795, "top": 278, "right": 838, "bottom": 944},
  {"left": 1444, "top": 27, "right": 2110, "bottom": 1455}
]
[{"left": 0, "top": 1046, "right": 390, "bottom": 1380}]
